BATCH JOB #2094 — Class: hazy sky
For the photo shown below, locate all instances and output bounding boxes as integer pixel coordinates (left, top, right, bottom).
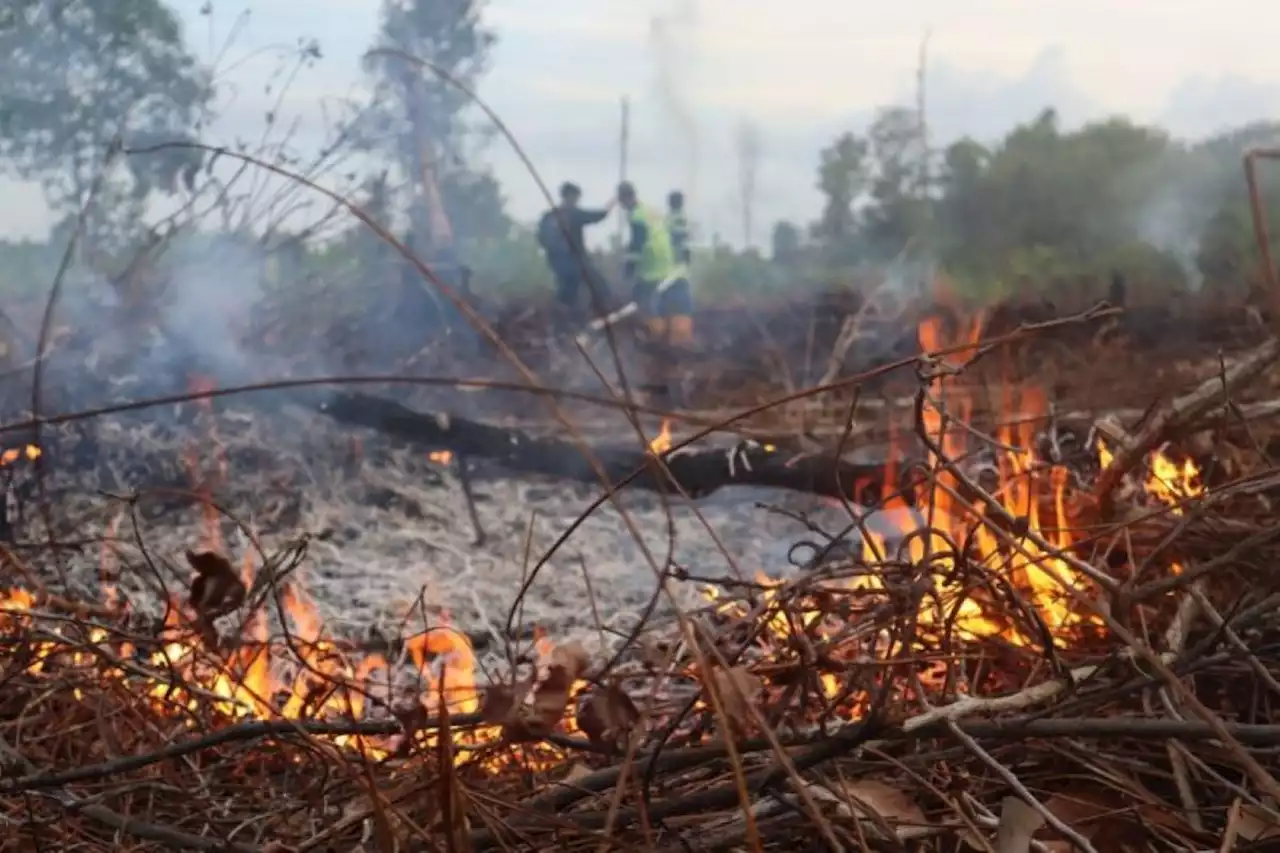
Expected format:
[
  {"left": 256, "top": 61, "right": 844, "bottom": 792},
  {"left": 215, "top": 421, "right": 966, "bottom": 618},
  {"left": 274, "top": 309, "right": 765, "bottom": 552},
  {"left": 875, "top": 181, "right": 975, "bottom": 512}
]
[{"left": 4, "top": 0, "right": 1280, "bottom": 244}]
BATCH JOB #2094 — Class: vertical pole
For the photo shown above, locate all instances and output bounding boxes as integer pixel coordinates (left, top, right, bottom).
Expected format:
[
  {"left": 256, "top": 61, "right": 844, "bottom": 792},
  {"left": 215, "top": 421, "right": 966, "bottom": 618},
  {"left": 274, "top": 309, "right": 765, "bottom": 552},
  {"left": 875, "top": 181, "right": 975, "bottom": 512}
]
[{"left": 617, "top": 96, "right": 631, "bottom": 245}]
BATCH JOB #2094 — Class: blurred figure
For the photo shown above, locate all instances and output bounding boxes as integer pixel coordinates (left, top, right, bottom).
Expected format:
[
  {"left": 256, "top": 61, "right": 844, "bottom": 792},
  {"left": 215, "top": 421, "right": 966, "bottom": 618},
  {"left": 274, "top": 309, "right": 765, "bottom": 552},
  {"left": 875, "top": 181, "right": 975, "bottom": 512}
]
[
  {"left": 1108, "top": 269, "right": 1127, "bottom": 307},
  {"left": 536, "top": 182, "right": 613, "bottom": 322},
  {"left": 618, "top": 182, "right": 691, "bottom": 340},
  {"left": 663, "top": 190, "right": 695, "bottom": 347},
  {"left": 618, "top": 181, "right": 694, "bottom": 405},
  {"left": 666, "top": 190, "right": 692, "bottom": 266}
]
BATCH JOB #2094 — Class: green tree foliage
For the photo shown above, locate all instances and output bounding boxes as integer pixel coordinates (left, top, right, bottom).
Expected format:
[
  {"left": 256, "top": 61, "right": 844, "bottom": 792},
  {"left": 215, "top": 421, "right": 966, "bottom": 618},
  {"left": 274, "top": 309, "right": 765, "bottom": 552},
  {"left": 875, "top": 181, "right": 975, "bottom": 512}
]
[
  {"left": 861, "top": 106, "right": 929, "bottom": 258},
  {"left": 0, "top": 0, "right": 210, "bottom": 246},
  {"left": 812, "top": 132, "right": 869, "bottom": 263},
  {"left": 812, "top": 103, "right": 1280, "bottom": 302},
  {"left": 359, "top": 0, "right": 510, "bottom": 247}
]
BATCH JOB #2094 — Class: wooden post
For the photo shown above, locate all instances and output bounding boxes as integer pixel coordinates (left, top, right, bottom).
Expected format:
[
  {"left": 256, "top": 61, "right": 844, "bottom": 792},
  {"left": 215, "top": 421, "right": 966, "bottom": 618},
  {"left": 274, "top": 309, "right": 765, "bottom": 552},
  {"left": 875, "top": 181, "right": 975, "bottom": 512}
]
[{"left": 616, "top": 96, "right": 631, "bottom": 249}]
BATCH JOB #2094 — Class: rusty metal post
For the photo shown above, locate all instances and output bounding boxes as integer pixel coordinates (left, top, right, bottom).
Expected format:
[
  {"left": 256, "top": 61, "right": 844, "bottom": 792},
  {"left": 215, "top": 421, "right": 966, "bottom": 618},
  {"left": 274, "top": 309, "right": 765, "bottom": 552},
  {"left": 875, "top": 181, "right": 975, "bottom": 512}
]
[{"left": 1243, "top": 148, "right": 1280, "bottom": 328}]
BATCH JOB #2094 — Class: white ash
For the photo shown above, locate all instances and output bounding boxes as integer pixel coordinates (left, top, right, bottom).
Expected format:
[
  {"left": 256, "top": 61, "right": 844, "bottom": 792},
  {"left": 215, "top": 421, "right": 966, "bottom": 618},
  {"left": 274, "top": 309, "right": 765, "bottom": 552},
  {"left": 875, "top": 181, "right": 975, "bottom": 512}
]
[{"left": 24, "top": 403, "right": 861, "bottom": 665}]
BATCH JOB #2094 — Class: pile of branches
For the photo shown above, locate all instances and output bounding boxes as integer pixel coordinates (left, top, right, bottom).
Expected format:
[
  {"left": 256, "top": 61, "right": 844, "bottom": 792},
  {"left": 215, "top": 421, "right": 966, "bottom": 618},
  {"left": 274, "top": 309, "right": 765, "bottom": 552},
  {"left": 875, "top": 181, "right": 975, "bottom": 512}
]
[{"left": 6, "top": 329, "right": 1280, "bottom": 852}]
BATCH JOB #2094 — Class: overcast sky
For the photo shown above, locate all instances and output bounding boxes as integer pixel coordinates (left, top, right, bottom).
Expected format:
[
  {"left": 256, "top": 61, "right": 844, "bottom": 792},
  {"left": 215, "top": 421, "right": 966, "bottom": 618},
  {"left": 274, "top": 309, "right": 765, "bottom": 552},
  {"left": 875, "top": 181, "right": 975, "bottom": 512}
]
[{"left": 4, "top": 0, "right": 1280, "bottom": 245}]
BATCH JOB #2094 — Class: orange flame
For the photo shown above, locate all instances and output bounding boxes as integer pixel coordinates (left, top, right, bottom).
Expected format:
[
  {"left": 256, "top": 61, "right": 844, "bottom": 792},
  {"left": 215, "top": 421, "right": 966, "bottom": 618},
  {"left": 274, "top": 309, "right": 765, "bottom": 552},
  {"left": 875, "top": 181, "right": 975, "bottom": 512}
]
[
  {"left": 0, "top": 383, "right": 564, "bottom": 768},
  {"left": 0, "top": 445, "right": 41, "bottom": 466},
  {"left": 704, "top": 299, "right": 1205, "bottom": 705},
  {"left": 649, "top": 419, "right": 673, "bottom": 455},
  {"left": 428, "top": 450, "right": 453, "bottom": 465}
]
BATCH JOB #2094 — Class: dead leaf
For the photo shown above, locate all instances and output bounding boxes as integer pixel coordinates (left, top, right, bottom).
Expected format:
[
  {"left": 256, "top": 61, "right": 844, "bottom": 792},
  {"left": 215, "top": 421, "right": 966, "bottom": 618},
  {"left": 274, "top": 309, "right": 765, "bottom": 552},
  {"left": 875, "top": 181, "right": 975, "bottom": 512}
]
[
  {"left": 639, "top": 636, "right": 675, "bottom": 670},
  {"left": 996, "top": 796, "right": 1045, "bottom": 853},
  {"left": 576, "top": 681, "right": 640, "bottom": 747},
  {"left": 505, "top": 642, "right": 590, "bottom": 741},
  {"left": 558, "top": 762, "right": 594, "bottom": 786},
  {"left": 705, "top": 666, "right": 762, "bottom": 732},
  {"left": 480, "top": 682, "right": 526, "bottom": 725},
  {"left": 549, "top": 640, "right": 590, "bottom": 677},
  {"left": 1238, "top": 799, "right": 1280, "bottom": 841},
  {"left": 1038, "top": 788, "right": 1117, "bottom": 847},
  {"left": 185, "top": 549, "right": 245, "bottom": 620},
  {"left": 829, "top": 779, "right": 926, "bottom": 838}
]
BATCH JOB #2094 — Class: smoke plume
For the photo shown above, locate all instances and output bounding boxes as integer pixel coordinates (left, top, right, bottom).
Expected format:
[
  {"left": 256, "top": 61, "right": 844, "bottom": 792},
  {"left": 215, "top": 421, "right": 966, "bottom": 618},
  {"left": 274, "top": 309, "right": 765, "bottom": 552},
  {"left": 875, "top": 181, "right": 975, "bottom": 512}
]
[{"left": 648, "top": 0, "right": 702, "bottom": 202}]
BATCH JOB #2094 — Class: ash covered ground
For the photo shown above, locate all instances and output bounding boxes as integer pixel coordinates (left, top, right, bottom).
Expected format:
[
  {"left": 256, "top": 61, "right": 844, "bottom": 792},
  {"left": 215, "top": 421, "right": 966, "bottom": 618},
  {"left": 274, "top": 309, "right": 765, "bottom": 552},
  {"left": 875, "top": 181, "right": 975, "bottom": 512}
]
[
  {"left": 20, "top": 393, "right": 862, "bottom": 661},
  {"left": 2, "top": 274, "right": 901, "bottom": 667}
]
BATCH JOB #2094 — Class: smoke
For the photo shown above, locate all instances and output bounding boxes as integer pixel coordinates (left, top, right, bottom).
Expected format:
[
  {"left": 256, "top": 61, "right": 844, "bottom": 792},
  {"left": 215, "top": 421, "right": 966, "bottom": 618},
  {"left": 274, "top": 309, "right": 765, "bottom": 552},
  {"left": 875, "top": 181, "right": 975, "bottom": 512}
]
[
  {"left": 55, "top": 231, "right": 275, "bottom": 409},
  {"left": 1134, "top": 187, "right": 1206, "bottom": 290},
  {"left": 648, "top": 0, "right": 701, "bottom": 202},
  {"left": 157, "top": 234, "right": 267, "bottom": 383}
]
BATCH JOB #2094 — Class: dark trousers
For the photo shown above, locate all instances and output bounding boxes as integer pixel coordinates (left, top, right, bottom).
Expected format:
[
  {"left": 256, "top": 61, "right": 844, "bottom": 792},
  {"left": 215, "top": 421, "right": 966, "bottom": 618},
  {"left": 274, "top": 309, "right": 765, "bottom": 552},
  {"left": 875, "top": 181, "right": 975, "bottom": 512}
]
[{"left": 552, "top": 262, "right": 611, "bottom": 316}]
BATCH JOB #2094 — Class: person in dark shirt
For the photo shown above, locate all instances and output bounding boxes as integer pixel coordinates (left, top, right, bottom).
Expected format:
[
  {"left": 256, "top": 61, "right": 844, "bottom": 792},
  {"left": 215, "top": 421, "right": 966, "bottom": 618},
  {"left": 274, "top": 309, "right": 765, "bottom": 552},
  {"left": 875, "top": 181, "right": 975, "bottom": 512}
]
[{"left": 537, "top": 182, "right": 613, "bottom": 319}]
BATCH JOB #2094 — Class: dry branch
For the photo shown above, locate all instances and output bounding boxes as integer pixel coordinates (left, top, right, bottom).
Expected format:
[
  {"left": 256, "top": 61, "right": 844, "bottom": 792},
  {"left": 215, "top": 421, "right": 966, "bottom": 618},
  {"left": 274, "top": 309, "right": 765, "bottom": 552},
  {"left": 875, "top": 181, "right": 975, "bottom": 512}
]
[{"left": 1093, "top": 336, "right": 1280, "bottom": 515}]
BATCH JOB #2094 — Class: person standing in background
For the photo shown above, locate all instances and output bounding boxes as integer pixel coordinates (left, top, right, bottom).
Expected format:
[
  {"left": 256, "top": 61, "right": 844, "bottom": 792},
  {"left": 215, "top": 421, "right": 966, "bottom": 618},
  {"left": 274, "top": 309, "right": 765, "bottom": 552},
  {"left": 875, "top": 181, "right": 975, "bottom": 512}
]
[
  {"left": 618, "top": 180, "right": 695, "bottom": 405},
  {"left": 537, "top": 182, "right": 613, "bottom": 322},
  {"left": 666, "top": 191, "right": 691, "bottom": 267},
  {"left": 663, "top": 190, "right": 694, "bottom": 347},
  {"left": 617, "top": 181, "right": 677, "bottom": 338}
]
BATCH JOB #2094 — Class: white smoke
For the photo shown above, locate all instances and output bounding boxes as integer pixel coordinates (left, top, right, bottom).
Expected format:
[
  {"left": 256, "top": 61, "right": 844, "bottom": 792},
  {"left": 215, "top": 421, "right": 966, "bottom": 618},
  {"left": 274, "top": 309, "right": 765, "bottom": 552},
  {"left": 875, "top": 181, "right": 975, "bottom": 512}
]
[{"left": 648, "top": 0, "right": 702, "bottom": 202}]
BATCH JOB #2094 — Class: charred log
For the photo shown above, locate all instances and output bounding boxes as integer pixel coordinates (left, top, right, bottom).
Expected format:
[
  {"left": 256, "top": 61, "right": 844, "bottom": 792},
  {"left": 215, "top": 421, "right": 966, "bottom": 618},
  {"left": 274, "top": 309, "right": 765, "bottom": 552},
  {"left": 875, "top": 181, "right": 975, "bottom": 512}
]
[{"left": 315, "top": 391, "right": 890, "bottom": 501}]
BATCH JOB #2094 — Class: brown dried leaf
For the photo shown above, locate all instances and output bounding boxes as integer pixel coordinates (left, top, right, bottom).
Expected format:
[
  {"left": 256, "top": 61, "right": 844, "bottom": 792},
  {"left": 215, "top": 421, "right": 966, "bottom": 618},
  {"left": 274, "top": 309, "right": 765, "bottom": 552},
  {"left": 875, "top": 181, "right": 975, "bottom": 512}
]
[
  {"left": 1040, "top": 789, "right": 1112, "bottom": 845},
  {"left": 576, "top": 681, "right": 640, "bottom": 747},
  {"left": 996, "top": 796, "right": 1045, "bottom": 853},
  {"left": 831, "top": 779, "right": 927, "bottom": 838},
  {"left": 706, "top": 666, "right": 762, "bottom": 731},
  {"left": 1238, "top": 799, "right": 1280, "bottom": 841},
  {"left": 480, "top": 682, "right": 526, "bottom": 725},
  {"left": 185, "top": 550, "right": 245, "bottom": 620},
  {"left": 549, "top": 640, "right": 590, "bottom": 678},
  {"left": 560, "top": 762, "right": 594, "bottom": 786},
  {"left": 506, "top": 642, "right": 590, "bottom": 740},
  {"left": 639, "top": 636, "right": 674, "bottom": 670}
]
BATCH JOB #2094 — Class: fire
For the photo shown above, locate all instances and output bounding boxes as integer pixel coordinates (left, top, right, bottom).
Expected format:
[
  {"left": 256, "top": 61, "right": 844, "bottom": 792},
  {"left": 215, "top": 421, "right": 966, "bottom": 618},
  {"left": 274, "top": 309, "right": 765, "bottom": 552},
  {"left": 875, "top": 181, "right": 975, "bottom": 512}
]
[
  {"left": 0, "top": 574, "right": 497, "bottom": 762},
  {"left": 705, "top": 302, "right": 1205, "bottom": 703},
  {"left": 857, "top": 310, "right": 1204, "bottom": 640},
  {"left": 428, "top": 450, "right": 453, "bottom": 465},
  {"left": 0, "top": 370, "right": 527, "bottom": 767},
  {"left": 0, "top": 444, "right": 41, "bottom": 466},
  {"left": 649, "top": 419, "right": 673, "bottom": 455}
]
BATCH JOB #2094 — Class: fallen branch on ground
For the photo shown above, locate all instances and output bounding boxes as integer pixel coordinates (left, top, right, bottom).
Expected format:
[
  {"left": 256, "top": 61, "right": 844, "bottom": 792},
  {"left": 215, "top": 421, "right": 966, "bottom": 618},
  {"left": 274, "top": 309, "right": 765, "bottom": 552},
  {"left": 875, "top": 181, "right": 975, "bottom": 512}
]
[{"left": 315, "top": 390, "right": 890, "bottom": 500}]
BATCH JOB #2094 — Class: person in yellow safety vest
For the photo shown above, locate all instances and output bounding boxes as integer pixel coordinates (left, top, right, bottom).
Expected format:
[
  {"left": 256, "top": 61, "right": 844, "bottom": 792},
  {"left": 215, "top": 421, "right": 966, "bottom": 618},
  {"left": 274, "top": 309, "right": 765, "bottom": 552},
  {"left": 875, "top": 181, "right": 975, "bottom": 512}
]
[
  {"left": 617, "top": 181, "right": 694, "bottom": 347},
  {"left": 666, "top": 190, "right": 691, "bottom": 266}
]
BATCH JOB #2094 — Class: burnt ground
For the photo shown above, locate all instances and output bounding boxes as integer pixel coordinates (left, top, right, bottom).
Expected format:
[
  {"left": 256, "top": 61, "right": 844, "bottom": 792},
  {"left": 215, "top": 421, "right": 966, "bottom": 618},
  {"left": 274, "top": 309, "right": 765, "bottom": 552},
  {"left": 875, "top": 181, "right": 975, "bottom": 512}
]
[
  {"left": 0, "top": 284, "right": 1271, "bottom": 667},
  {"left": 9, "top": 398, "right": 858, "bottom": 669}
]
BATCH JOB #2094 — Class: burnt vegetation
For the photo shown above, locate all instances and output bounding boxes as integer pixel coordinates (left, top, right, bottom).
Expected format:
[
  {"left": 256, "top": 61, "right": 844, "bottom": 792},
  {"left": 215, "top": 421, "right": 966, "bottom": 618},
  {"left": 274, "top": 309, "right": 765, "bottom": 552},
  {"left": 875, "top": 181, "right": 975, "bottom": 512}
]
[{"left": 5, "top": 2, "right": 1280, "bottom": 852}]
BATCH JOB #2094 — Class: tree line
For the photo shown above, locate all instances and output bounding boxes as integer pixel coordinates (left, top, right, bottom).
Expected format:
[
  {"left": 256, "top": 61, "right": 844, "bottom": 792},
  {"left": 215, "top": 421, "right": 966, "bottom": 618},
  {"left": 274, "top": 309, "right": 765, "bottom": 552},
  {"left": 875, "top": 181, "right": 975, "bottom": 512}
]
[
  {"left": 768, "top": 105, "right": 1280, "bottom": 304},
  {"left": 1, "top": 0, "right": 1277, "bottom": 307}
]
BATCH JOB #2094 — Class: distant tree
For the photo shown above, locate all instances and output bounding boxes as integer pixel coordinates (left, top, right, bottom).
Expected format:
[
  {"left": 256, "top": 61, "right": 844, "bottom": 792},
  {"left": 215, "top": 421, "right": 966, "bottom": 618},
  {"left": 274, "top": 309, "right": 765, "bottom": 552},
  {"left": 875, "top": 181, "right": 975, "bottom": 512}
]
[
  {"left": 861, "top": 106, "right": 929, "bottom": 257},
  {"left": 934, "top": 138, "right": 990, "bottom": 275},
  {"left": 359, "top": 0, "right": 510, "bottom": 248},
  {"left": 770, "top": 220, "right": 803, "bottom": 265},
  {"left": 1196, "top": 196, "right": 1277, "bottom": 291},
  {"left": 0, "top": 0, "right": 210, "bottom": 250},
  {"left": 812, "top": 132, "right": 869, "bottom": 260}
]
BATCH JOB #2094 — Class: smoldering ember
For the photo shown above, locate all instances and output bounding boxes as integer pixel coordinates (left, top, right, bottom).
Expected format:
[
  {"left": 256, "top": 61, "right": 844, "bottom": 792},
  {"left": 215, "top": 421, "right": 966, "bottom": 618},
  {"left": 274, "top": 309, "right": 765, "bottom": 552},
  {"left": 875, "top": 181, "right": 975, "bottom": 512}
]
[{"left": 8, "top": 6, "right": 1280, "bottom": 853}]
